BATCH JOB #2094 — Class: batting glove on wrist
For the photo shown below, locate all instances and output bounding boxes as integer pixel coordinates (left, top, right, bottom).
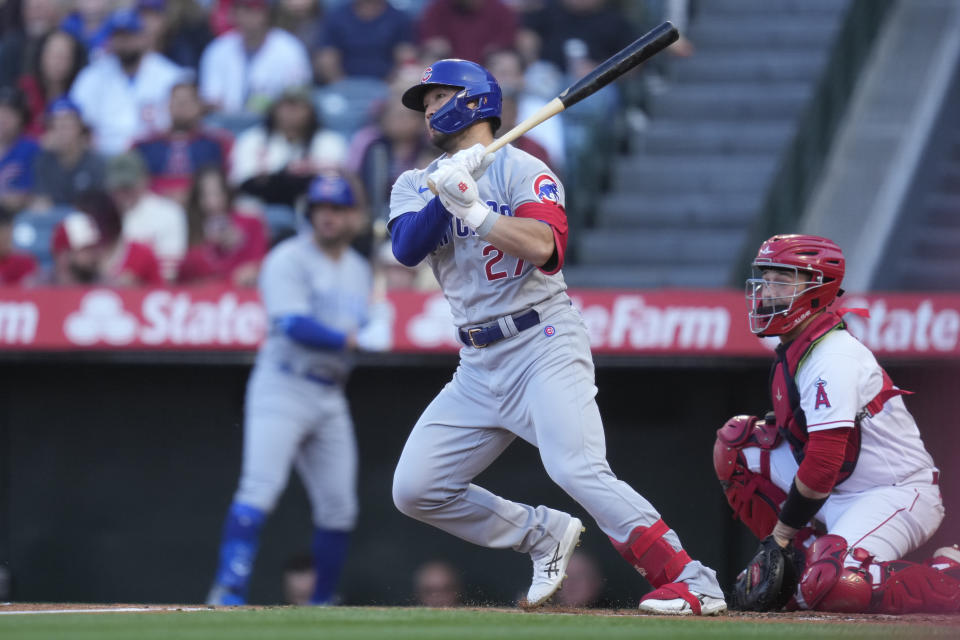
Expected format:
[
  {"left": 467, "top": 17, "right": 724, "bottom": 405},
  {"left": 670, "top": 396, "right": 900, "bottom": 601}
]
[
  {"left": 450, "top": 143, "right": 495, "bottom": 180},
  {"left": 429, "top": 164, "right": 494, "bottom": 232}
]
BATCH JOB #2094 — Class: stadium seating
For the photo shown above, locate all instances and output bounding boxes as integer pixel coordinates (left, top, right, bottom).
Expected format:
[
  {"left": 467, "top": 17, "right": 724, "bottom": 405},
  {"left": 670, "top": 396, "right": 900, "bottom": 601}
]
[
  {"left": 563, "top": 0, "right": 851, "bottom": 289},
  {"left": 313, "top": 78, "right": 390, "bottom": 137}
]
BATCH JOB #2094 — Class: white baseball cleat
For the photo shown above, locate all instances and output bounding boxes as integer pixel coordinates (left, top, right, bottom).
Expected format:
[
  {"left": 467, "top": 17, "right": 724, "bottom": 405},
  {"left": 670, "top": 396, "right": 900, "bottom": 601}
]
[
  {"left": 522, "top": 517, "right": 585, "bottom": 608},
  {"left": 932, "top": 545, "right": 960, "bottom": 565},
  {"left": 638, "top": 582, "right": 727, "bottom": 616}
]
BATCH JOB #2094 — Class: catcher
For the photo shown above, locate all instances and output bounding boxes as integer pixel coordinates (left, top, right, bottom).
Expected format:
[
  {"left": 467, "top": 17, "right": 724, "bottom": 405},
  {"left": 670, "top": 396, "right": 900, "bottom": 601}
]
[{"left": 716, "top": 234, "right": 960, "bottom": 614}]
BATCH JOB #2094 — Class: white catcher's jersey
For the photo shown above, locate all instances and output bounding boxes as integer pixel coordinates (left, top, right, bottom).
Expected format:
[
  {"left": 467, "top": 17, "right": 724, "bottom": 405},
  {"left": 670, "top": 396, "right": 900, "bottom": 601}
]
[
  {"left": 797, "top": 329, "right": 936, "bottom": 493},
  {"left": 389, "top": 145, "right": 568, "bottom": 327},
  {"left": 255, "top": 232, "right": 372, "bottom": 383}
]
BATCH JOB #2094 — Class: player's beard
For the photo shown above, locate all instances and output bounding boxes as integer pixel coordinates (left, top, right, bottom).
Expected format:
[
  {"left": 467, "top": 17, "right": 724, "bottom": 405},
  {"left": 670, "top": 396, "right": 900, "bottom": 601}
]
[
  {"left": 69, "top": 263, "right": 99, "bottom": 283},
  {"left": 116, "top": 50, "right": 144, "bottom": 70},
  {"left": 429, "top": 128, "right": 464, "bottom": 154}
]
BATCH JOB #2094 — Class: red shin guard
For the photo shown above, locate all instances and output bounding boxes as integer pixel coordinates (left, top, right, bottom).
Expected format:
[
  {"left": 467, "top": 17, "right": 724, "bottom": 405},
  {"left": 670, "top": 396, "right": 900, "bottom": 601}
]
[{"left": 609, "top": 519, "right": 691, "bottom": 588}]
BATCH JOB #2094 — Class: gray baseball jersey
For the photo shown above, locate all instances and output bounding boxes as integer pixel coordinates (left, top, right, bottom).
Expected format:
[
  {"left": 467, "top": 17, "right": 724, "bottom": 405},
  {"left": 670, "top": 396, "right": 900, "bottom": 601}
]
[
  {"left": 390, "top": 145, "right": 723, "bottom": 599},
  {"left": 389, "top": 145, "right": 568, "bottom": 326},
  {"left": 234, "top": 232, "right": 371, "bottom": 529}
]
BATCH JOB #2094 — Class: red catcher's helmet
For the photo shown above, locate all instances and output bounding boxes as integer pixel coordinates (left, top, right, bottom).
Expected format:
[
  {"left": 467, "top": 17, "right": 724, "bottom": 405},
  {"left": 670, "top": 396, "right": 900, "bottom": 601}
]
[{"left": 745, "top": 234, "right": 845, "bottom": 336}]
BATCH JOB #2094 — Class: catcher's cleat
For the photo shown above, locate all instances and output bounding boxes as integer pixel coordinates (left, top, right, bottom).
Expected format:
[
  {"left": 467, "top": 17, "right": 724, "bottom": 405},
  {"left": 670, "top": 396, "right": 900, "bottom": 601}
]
[
  {"left": 639, "top": 582, "right": 727, "bottom": 616},
  {"left": 929, "top": 545, "right": 960, "bottom": 580},
  {"left": 522, "top": 517, "right": 584, "bottom": 609}
]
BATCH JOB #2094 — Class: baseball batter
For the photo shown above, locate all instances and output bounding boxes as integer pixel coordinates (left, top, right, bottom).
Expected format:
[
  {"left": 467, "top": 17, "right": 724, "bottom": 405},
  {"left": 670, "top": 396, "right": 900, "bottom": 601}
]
[
  {"left": 207, "top": 173, "right": 370, "bottom": 606},
  {"left": 388, "top": 59, "right": 725, "bottom": 615},
  {"left": 717, "top": 234, "right": 959, "bottom": 613}
]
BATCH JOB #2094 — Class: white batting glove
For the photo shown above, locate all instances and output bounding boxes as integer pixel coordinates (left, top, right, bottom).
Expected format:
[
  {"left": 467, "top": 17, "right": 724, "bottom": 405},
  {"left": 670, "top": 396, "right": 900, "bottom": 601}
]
[
  {"left": 450, "top": 143, "right": 495, "bottom": 180},
  {"left": 428, "top": 164, "right": 495, "bottom": 234}
]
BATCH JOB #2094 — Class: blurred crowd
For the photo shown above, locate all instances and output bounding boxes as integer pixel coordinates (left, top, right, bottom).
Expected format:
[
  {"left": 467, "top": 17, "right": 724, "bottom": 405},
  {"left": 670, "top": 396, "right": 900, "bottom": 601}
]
[{"left": 0, "top": 0, "right": 686, "bottom": 290}]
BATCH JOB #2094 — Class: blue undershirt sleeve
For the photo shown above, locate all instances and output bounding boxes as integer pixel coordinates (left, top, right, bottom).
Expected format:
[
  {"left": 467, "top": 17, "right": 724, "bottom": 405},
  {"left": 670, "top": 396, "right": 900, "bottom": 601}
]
[
  {"left": 389, "top": 197, "right": 452, "bottom": 267},
  {"left": 273, "top": 315, "right": 346, "bottom": 350}
]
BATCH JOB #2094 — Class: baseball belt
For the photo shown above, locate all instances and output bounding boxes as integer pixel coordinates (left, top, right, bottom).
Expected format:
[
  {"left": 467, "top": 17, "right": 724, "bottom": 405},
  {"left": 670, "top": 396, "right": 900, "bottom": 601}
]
[{"left": 458, "top": 308, "right": 540, "bottom": 349}]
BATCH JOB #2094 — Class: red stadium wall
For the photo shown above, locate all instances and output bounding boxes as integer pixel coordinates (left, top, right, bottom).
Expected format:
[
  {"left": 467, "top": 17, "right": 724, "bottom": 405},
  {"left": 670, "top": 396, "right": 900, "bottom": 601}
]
[{"left": 0, "top": 287, "right": 956, "bottom": 605}]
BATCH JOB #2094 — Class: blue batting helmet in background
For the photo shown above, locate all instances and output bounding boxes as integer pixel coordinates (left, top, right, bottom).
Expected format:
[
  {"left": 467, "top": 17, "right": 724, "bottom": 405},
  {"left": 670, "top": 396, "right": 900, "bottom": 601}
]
[
  {"left": 401, "top": 59, "right": 502, "bottom": 135},
  {"left": 306, "top": 173, "right": 355, "bottom": 208}
]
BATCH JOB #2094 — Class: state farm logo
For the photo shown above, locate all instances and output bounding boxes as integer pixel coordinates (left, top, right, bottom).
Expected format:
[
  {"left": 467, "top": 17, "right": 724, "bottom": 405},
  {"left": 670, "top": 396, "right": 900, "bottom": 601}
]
[
  {"left": 0, "top": 300, "right": 38, "bottom": 344},
  {"left": 65, "top": 291, "right": 137, "bottom": 345},
  {"left": 63, "top": 289, "right": 267, "bottom": 347},
  {"left": 573, "top": 294, "right": 730, "bottom": 350},
  {"left": 407, "top": 294, "right": 459, "bottom": 348},
  {"left": 843, "top": 298, "right": 959, "bottom": 352}
]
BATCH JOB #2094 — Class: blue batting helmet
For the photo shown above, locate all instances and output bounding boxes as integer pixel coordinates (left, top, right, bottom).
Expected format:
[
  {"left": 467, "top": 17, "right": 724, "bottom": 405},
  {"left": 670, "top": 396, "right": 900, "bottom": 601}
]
[
  {"left": 306, "top": 173, "right": 354, "bottom": 208},
  {"left": 401, "top": 59, "right": 502, "bottom": 135}
]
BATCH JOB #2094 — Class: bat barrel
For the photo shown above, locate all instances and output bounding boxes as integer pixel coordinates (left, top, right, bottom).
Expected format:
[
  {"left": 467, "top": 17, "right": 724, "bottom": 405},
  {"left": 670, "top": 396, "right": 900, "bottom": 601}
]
[{"left": 558, "top": 21, "right": 679, "bottom": 110}]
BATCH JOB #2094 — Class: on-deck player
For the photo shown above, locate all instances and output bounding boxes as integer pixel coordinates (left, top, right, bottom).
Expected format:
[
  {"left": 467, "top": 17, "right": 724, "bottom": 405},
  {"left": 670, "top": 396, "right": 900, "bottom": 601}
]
[
  {"left": 207, "top": 172, "right": 371, "bottom": 606},
  {"left": 717, "top": 234, "right": 959, "bottom": 613},
  {"left": 388, "top": 58, "right": 726, "bottom": 615}
]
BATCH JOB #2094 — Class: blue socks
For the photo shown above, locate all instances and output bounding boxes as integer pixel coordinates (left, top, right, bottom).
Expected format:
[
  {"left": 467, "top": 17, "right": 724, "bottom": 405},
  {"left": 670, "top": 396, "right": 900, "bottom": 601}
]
[
  {"left": 212, "top": 502, "right": 266, "bottom": 602},
  {"left": 310, "top": 529, "right": 350, "bottom": 605}
]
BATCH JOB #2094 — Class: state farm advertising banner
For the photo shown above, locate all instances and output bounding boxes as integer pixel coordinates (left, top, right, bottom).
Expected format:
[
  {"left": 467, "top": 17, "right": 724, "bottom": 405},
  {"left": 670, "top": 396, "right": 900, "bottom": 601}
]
[{"left": 0, "top": 287, "right": 958, "bottom": 358}]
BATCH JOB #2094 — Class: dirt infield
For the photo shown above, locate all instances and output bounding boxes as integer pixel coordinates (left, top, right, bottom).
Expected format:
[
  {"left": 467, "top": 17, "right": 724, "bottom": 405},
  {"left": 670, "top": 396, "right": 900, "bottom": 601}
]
[{"left": 1, "top": 602, "right": 958, "bottom": 625}]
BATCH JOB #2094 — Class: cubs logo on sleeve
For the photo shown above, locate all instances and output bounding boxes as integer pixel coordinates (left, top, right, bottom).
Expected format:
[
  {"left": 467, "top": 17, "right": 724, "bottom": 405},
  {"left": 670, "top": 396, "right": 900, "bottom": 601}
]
[{"left": 533, "top": 174, "right": 560, "bottom": 205}]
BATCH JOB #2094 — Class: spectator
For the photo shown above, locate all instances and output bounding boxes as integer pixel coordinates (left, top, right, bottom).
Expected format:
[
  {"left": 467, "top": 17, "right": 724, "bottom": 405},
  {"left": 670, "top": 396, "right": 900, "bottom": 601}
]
[
  {"left": 553, "top": 551, "right": 604, "bottom": 608},
  {"left": 199, "top": 0, "right": 312, "bottom": 115},
  {"left": 105, "top": 150, "right": 187, "bottom": 280},
  {"left": 138, "top": 0, "right": 213, "bottom": 70},
  {"left": 413, "top": 560, "right": 462, "bottom": 608},
  {"left": 32, "top": 97, "right": 106, "bottom": 209},
  {"left": 70, "top": 8, "right": 187, "bottom": 155},
  {"left": 281, "top": 552, "right": 317, "bottom": 606},
  {"left": 314, "top": 0, "right": 415, "bottom": 85},
  {"left": 346, "top": 91, "right": 428, "bottom": 221},
  {"left": 519, "top": 0, "right": 634, "bottom": 74},
  {"left": 50, "top": 194, "right": 163, "bottom": 286},
  {"left": 275, "top": 0, "right": 323, "bottom": 50},
  {"left": 178, "top": 166, "right": 267, "bottom": 286},
  {"left": 230, "top": 88, "right": 346, "bottom": 208},
  {"left": 134, "top": 79, "right": 232, "bottom": 203},
  {"left": 497, "top": 92, "right": 553, "bottom": 168},
  {"left": 0, "top": 205, "right": 38, "bottom": 285},
  {"left": 485, "top": 47, "right": 563, "bottom": 171},
  {"left": 417, "top": 0, "right": 518, "bottom": 65},
  {"left": 0, "top": 0, "right": 68, "bottom": 89},
  {"left": 17, "top": 29, "right": 88, "bottom": 138},
  {"left": 59, "top": 0, "right": 116, "bottom": 55},
  {"left": 371, "top": 238, "right": 437, "bottom": 292},
  {"left": 0, "top": 87, "right": 40, "bottom": 212}
]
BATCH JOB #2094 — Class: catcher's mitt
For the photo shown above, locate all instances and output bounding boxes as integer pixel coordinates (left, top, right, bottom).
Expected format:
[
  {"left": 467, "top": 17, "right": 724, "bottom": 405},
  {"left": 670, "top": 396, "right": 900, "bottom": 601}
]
[{"left": 731, "top": 536, "right": 801, "bottom": 611}]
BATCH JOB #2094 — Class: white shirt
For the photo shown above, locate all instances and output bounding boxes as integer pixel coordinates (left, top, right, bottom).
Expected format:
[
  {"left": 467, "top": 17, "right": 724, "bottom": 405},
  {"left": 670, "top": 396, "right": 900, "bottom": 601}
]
[
  {"left": 121, "top": 192, "right": 188, "bottom": 281},
  {"left": 199, "top": 29, "right": 312, "bottom": 115},
  {"left": 71, "top": 53, "right": 186, "bottom": 156},
  {"left": 229, "top": 126, "right": 347, "bottom": 185},
  {"left": 797, "top": 329, "right": 936, "bottom": 493}
]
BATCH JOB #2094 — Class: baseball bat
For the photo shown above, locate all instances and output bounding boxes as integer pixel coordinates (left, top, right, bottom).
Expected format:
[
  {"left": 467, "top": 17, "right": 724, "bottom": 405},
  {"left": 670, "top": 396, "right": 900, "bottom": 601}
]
[
  {"left": 428, "top": 22, "right": 678, "bottom": 194},
  {"left": 486, "top": 21, "right": 679, "bottom": 154}
]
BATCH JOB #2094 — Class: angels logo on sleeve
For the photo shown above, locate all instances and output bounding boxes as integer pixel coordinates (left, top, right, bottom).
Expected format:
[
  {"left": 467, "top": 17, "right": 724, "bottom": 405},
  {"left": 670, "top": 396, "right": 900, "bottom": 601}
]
[
  {"left": 814, "top": 377, "right": 831, "bottom": 409},
  {"left": 533, "top": 174, "right": 560, "bottom": 205}
]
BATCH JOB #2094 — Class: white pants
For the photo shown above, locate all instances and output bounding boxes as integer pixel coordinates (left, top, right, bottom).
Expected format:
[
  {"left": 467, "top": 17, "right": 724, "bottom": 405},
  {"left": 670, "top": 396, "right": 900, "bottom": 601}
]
[
  {"left": 234, "top": 366, "right": 358, "bottom": 530},
  {"left": 392, "top": 300, "right": 722, "bottom": 597},
  {"left": 744, "top": 442, "right": 944, "bottom": 566}
]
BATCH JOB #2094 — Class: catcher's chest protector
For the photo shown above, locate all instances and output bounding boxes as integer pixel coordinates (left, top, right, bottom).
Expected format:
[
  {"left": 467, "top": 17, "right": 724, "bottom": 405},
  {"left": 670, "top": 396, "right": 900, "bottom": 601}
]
[{"left": 770, "top": 311, "right": 890, "bottom": 485}]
